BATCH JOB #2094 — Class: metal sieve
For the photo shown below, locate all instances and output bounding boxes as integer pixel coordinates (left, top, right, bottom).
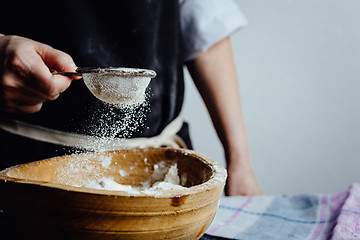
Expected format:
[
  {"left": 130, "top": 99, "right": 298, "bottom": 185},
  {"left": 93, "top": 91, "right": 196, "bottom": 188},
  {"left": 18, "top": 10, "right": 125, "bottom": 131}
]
[{"left": 53, "top": 67, "right": 156, "bottom": 106}]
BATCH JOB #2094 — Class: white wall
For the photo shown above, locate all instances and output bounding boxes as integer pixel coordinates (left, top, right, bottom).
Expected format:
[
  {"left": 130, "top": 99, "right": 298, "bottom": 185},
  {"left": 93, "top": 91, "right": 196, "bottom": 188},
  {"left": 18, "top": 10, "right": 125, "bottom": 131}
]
[{"left": 183, "top": 0, "right": 360, "bottom": 195}]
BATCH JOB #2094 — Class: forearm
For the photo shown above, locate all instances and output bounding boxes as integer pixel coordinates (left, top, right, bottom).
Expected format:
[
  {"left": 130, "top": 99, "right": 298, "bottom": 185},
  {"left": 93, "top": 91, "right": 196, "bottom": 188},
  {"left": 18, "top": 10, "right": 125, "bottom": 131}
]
[
  {"left": 186, "top": 37, "right": 249, "bottom": 163},
  {"left": 187, "top": 37, "right": 263, "bottom": 196}
]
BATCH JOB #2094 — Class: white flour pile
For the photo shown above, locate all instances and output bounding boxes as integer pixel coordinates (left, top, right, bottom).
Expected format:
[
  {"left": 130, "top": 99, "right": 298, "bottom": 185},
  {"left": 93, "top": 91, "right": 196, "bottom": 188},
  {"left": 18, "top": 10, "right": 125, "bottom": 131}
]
[{"left": 82, "top": 163, "right": 186, "bottom": 194}]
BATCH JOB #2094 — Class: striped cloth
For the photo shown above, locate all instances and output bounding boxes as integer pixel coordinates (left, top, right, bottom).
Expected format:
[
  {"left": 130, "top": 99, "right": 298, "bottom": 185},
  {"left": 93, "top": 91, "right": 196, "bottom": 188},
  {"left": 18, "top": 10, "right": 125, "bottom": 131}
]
[{"left": 204, "top": 183, "right": 360, "bottom": 240}]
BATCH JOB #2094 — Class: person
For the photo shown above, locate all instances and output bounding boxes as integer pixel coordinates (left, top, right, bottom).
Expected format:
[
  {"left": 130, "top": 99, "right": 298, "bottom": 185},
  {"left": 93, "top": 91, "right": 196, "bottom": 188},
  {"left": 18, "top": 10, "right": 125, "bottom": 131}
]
[{"left": 0, "top": 0, "right": 262, "bottom": 196}]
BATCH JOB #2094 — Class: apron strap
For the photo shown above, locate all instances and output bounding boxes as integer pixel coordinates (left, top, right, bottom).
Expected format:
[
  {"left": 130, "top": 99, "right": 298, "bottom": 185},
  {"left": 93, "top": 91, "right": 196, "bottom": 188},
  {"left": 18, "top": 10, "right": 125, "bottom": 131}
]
[{"left": 0, "top": 115, "right": 187, "bottom": 151}]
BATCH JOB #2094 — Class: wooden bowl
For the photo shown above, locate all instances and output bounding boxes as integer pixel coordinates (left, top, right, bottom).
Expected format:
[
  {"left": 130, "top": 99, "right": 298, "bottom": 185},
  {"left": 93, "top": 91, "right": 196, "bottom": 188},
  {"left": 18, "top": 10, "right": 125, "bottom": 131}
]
[{"left": 0, "top": 148, "right": 226, "bottom": 240}]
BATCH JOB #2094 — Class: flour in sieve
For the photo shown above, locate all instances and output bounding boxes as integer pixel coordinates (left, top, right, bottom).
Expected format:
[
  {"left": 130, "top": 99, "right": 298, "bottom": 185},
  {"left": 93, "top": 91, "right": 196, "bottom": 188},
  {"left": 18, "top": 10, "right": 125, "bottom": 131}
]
[{"left": 83, "top": 73, "right": 151, "bottom": 108}]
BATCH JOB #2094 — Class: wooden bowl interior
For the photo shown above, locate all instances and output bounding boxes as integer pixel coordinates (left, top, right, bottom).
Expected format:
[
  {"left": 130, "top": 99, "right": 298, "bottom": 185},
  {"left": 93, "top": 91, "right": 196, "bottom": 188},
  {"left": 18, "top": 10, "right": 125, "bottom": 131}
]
[{"left": 5, "top": 149, "right": 214, "bottom": 189}]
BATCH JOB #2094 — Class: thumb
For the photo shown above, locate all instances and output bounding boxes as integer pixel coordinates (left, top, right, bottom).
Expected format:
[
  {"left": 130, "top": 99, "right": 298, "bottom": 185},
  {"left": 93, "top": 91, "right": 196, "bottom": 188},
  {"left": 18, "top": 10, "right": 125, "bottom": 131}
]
[
  {"left": 36, "top": 43, "right": 79, "bottom": 76},
  {"left": 34, "top": 44, "right": 80, "bottom": 95}
]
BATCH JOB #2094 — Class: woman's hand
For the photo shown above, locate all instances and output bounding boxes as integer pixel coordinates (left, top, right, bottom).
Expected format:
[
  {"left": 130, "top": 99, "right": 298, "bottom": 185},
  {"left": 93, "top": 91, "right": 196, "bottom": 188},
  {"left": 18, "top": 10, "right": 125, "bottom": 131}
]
[
  {"left": 0, "top": 35, "right": 79, "bottom": 114},
  {"left": 225, "top": 153, "right": 263, "bottom": 196}
]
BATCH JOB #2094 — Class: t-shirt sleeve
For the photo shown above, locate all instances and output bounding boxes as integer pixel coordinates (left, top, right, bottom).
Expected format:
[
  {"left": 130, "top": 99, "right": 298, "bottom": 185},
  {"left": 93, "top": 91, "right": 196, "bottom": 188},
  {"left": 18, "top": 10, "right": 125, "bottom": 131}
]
[{"left": 180, "top": 0, "right": 248, "bottom": 62}]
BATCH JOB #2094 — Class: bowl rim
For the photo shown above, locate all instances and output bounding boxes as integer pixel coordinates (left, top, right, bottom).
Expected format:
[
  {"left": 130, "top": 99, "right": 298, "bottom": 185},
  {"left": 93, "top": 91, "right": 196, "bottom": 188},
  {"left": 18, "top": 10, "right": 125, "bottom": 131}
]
[{"left": 0, "top": 148, "right": 227, "bottom": 198}]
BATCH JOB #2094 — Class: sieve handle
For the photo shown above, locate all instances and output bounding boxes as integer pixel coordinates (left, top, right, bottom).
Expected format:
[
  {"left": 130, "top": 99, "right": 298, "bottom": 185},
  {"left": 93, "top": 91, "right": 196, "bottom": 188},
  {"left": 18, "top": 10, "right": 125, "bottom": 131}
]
[
  {"left": 51, "top": 71, "right": 82, "bottom": 77},
  {"left": 51, "top": 67, "right": 103, "bottom": 77}
]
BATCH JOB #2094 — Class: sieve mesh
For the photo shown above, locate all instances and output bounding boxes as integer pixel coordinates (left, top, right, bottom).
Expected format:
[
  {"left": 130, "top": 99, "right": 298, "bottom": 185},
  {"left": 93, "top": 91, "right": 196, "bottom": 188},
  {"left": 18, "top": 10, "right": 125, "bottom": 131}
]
[
  {"left": 80, "top": 67, "right": 155, "bottom": 107},
  {"left": 83, "top": 73, "right": 151, "bottom": 106}
]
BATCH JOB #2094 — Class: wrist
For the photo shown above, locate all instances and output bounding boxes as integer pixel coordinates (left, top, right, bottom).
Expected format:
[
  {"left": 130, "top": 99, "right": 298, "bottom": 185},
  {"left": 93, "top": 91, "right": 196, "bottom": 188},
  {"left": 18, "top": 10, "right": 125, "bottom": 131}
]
[{"left": 225, "top": 144, "right": 250, "bottom": 164}]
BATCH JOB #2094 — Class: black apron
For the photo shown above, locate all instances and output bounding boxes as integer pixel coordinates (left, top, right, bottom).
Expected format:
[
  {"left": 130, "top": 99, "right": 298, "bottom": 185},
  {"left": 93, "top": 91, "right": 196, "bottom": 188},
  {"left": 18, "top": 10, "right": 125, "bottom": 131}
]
[{"left": 0, "top": 0, "right": 192, "bottom": 168}]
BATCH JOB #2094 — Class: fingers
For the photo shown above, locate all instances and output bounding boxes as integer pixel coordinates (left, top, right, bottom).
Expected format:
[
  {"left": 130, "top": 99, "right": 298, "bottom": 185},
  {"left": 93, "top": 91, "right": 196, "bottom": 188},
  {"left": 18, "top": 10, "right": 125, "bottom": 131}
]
[
  {"left": 38, "top": 44, "right": 77, "bottom": 72},
  {"left": 1, "top": 95, "right": 44, "bottom": 114},
  {"left": 225, "top": 162, "right": 264, "bottom": 196},
  {"left": 0, "top": 35, "right": 78, "bottom": 114},
  {"left": 18, "top": 52, "right": 72, "bottom": 98},
  {"left": 0, "top": 70, "right": 54, "bottom": 114},
  {"left": 37, "top": 43, "right": 82, "bottom": 80},
  {"left": 34, "top": 43, "right": 83, "bottom": 94}
]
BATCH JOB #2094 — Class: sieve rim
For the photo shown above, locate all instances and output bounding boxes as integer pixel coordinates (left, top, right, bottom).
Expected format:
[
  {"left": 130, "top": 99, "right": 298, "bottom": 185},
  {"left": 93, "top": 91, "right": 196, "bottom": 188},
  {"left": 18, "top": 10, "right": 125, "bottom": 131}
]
[{"left": 76, "top": 67, "right": 157, "bottom": 78}]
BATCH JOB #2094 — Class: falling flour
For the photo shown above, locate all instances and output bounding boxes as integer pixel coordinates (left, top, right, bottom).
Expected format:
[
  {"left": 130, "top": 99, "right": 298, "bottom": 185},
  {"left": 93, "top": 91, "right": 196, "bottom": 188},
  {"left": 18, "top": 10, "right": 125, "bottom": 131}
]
[
  {"left": 67, "top": 98, "right": 150, "bottom": 152},
  {"left": 63, "top": 69, "right": 153, "bottom": 154},
  {"left": 82, "top": 163, "right": 186, "bottom": 194}
]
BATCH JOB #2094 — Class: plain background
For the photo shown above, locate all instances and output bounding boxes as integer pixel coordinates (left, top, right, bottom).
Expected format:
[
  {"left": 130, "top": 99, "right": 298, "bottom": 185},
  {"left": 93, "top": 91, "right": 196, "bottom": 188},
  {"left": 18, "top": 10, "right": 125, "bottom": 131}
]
[{"left": 183, "top": 0, "right": 360, "bottom": 195}]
